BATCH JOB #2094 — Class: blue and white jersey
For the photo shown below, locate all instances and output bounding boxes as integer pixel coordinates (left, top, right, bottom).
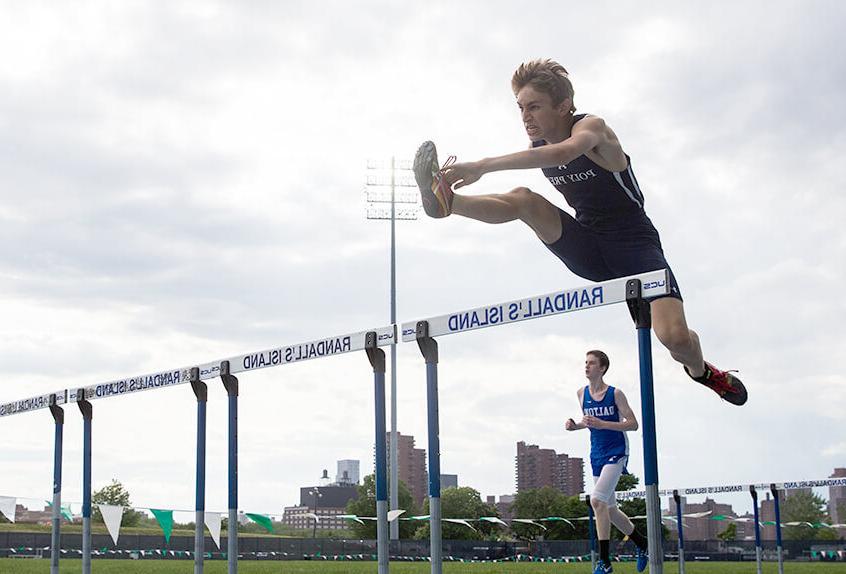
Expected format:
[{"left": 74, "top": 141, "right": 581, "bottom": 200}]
[
  {"left": 583, "top": 385, "right": 629, "bottom": 476},
  {"left": 533, "top": 113, "right": 652, "bottom": 231}
]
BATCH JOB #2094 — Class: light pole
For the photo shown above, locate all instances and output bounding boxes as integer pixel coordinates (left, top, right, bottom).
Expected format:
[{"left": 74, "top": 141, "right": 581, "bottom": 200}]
[
  {"left": 365, "top": 157, "right": 419, "bottom": 540},
  {"left": 308, "top": 486, "right": 322, "bottom": 539}
]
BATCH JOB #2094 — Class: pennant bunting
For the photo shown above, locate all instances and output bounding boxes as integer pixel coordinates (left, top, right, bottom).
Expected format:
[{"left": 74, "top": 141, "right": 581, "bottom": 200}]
[
  {"left": 97, "top": 505, "right": 124, "bottom": 545},
  {"left": 0, "top": 497, "right": 16, "bottom": 523},
  {"left": 540, "top": 517, "right": 574, "bottom": 528},
  {"left": 443, "top": 518, "right": 476, "bottom": 531},
  {"left": 338, "top": 514, "right": 365, "bottom": 525},
  {"left": 46, "top": 501, "right": 74, "bottom": 522},
  {"left": 150, "top": 509, "right": 174, "bottom": 543},
  {"left": 480, "top": 516, "right": 509, "bottom": 527},
  {"left": 205, "top": 512, "right": 222, "bottom": 549},
  {"left": 387, "top": 509, "right": 405, "bottom": 522},
  {"left": 512, "top": 519, "right": 547, "bottom": 530},
  {"left": 245, "top": 513, "right": 273, "bottom": 533}
]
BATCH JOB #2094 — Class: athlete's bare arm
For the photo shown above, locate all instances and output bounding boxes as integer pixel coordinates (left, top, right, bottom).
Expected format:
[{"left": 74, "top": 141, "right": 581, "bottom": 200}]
[
  {"left": 565, "top": 387, "right": 588, "bottom": 431},
  {"left": 443, "top": 116, "right": 627, "bottom": 189}
]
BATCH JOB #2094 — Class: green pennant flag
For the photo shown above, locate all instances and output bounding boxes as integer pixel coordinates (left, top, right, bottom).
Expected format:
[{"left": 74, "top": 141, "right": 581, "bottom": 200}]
[
  {"left": 246, "top": 513, "right": 273, "bottom": 533},
  {"left": 45, "top": 501, "right": 74, "bottom": 522},
  {"left": 150, "top": 509, "right": 174, "bottom": 543}
]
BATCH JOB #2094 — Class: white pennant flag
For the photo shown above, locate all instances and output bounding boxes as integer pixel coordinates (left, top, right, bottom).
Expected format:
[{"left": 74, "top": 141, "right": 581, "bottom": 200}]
[
  {"left": 387, "top": 510, "right": 406, "bottom": 522},
  {"left": 443, "top": 518, "right": 477, "bottom": 531},
  {"left": 205, "top": 512, "right": 222, "bottom": 549},
  {"left": 98, "top": 504, "right": 124, "bottom": 545},
  {"left": 0, "top": 497, "right": 16, "bottom": 523}
]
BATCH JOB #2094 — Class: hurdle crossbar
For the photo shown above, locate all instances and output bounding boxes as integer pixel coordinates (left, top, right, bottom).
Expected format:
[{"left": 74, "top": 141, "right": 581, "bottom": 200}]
[
  {"left": 1, "top": 390, "right": 67, "bottom": 418},
  {"left": 580, "top": 477, "right": 846, "bottom": 501},
  {"left": 401, "top": 269, "right": 669, "bottom": 342}
]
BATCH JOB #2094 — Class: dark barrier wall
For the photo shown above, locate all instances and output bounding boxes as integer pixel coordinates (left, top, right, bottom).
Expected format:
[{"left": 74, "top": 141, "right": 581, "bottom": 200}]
[{"left": 0, "top": 532, "right": 842, "bottom": 561}]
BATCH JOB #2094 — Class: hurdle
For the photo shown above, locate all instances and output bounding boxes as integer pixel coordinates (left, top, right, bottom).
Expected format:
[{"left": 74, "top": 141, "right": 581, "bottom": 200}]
[
  {"left": 601, "top": 477, "right": 846, "bottom": 572},
  {"left": 402, "top": 269, "right": 671, "bottom": 574},
  {"left": 0, "top": 326, "right": 396, "bottom": 574}
]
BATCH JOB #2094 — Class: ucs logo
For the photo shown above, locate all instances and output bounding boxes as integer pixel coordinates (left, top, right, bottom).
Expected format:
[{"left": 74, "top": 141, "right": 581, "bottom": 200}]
[{"left": 643, "top": 280, "right": 666, "bottom": 290}]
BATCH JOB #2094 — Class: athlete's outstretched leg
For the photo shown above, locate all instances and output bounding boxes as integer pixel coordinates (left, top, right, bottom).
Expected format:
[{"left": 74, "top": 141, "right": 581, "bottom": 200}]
[
  {"left": 452, "top": 187, "right": 562, "bottom": 243},
  {"left": 413, "top": 141, "right": 562, "bottom": 242},
  {"left": 652, "top": 297, "right": 747, "bottom": 405}
]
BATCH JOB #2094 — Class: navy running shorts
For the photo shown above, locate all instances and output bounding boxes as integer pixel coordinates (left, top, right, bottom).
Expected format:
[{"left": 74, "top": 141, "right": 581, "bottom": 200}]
[{"left": 543, "top": 209, "right": 682, "bottom": 301}]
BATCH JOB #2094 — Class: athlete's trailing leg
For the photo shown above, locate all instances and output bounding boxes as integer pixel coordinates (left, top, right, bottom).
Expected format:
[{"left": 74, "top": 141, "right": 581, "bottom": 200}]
[{"left": 652, "top": 298, "right": 747, "bottom": 405}]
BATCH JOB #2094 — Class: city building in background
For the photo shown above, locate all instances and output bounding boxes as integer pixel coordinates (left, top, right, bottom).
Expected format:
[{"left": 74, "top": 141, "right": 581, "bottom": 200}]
[
  {"left": 336, "top": 459, "right": 360, "bottom": 485},
  {"left": 515, "top": 441, "right": 585, "bottom": 496},
  {"left": 441, "top": 474, "right": 458, "bottom": 490},
  {"left": 386, "top": 432, "right": 427, "bottom": 507}
]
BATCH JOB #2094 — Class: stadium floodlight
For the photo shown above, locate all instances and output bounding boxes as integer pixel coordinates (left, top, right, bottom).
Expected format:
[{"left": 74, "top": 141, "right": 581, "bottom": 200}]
[{"left": 364, "top": 157, "right": 418, "bottom": 540}]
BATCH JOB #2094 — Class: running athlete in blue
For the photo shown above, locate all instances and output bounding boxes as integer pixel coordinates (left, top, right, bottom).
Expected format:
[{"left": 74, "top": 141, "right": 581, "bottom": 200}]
[
  {"left": 413, "top": 59, "right": 747, "bottom": 406},
  {"left": 565, "top": 350, "right": 648, "bottom": 573}
]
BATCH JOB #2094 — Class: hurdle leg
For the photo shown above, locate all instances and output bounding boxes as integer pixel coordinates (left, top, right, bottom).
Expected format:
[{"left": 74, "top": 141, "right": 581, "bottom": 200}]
[
  {"left": 626, "top": 279, "right": 663, "bottom": 574},
  {"left": 415, "top": 321, "right": 441, "bottom": 574},
  {"left": 771, "top": 484, "right": 784, "bottom": 574},
  {"left": 77, "top": 393, "right": 93, "bottom": 574},
  {"left": 49, "top": 398, "right": 64, "bottom": 574},
  {"left": 673, "top": 490, "right": 685, "bottom": 574},
  {"left": 366, "top": 332, "right": 390, "bottom": 574},
  {"left": 750, "top": 486, "right": 762, "bottom": 574},
  {"left": 220, "top": 361, "right": 239, "bottom": 574},
  {"left": 191, "top": 368, "right": 207, "bottom": 574}
]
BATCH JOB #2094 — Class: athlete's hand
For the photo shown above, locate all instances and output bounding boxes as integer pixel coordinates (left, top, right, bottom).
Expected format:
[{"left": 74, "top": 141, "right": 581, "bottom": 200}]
[
  {"left": 443, "top": 161, "right": 484, "bottom": 189},
  {"left": 565, "top": 418, "right": 576, "bottom": 431},
  {"left": 582, "top": 415, "right": 604, "bottom": 429}
]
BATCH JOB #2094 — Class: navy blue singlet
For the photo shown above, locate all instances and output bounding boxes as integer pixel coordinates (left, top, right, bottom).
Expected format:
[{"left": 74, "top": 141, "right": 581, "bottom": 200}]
[
  {"left": 533, "top": 114, "right": 651, "bottom": 230},
  {"left": 535, "top": 113, "right": 683, "bottom": 300}
]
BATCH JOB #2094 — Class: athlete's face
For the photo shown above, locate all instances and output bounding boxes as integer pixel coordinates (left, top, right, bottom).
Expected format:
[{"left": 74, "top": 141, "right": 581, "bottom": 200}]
[
  {"left": 585, "top": 354, "right": 605, "bottom": 380},
  {"left": 516, "top": 85, "right": 570, "bottom": 141}
]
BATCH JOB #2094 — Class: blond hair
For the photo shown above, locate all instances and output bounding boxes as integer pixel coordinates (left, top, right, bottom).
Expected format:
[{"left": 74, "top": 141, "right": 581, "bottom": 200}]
[{"left": 511, "top": 59, "right": 576, "bottom": 113}]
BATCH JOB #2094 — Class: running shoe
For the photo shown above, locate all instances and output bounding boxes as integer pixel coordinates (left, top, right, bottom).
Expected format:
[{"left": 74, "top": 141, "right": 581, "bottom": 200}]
[
  {"left": 593, "top": 560, "right": 613, "bottom": 574},
  {"left": 413, "top": 140, "right": 455, "bottom": 218},
  {"left": 686, "top": 361, "right": 748, "bottom": 405},
  {"left": 635, "top": 546, "right": 648, "bottom": 573}
]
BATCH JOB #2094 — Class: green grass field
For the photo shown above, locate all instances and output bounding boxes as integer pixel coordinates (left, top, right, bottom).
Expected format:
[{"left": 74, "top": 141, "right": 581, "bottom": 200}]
[{"left": 1, "top": 560, "right": 844, "bottom": 574}]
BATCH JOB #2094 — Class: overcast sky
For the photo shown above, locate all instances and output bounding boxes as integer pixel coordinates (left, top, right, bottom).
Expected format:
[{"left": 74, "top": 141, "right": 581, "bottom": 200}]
[{"left": 1, "top": 1, "right": 844, "bottom": 521}]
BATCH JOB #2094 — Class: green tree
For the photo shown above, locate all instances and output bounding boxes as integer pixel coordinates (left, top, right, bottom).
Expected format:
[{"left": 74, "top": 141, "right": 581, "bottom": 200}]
[
  {"left": 717, "top": 522, "right": 737, "bottom": 541},
  {"left": 510, "top": 487, "right": 590, "bottom": 541},
  {"left": 616, "top": 474, "right": 640, "bottom": 492},
  {"left": 782, "top": 491, "right": 832, "bottom": 540},
  {"left": 344, "top": 474, "right": 419, "bottom": 539},
  {"left": 413, "top": 486, "right": 499, "bottom": 541},
  {"left": 91, "top": 479, "right": 143, "bottom": 527},
  {"left": 607, "top": 474, "right": 668, "bottom": 542}
]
